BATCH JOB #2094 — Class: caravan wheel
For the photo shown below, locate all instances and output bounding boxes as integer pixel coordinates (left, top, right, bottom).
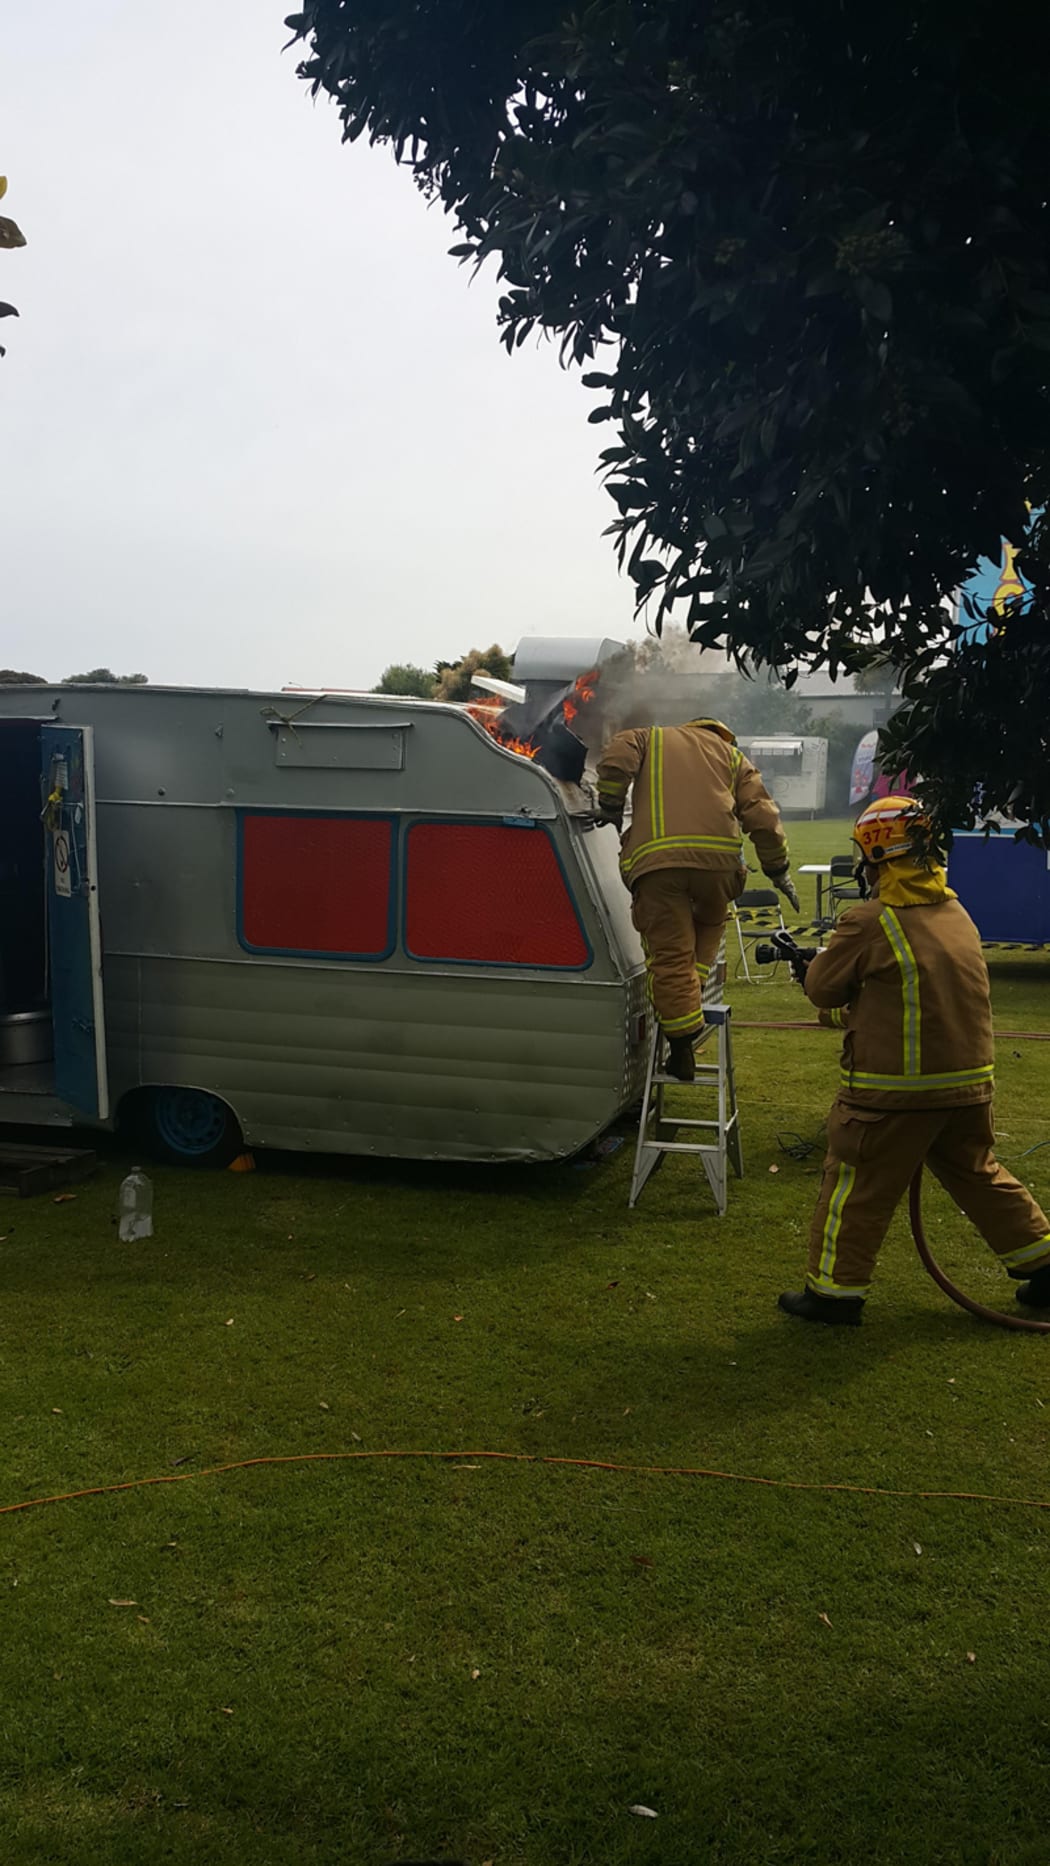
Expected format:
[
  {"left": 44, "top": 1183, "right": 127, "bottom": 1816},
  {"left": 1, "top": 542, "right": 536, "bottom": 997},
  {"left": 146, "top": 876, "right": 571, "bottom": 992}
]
[{"left": 133, "top": 1087, "right": 243, "bottom": 1169}]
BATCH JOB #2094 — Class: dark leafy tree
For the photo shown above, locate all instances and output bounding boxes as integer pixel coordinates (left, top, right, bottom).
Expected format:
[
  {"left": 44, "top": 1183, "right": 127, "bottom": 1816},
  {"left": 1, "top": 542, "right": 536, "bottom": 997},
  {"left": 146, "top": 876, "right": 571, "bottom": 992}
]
[
  {"left": 62, "top": 669, "right": 148, "bottom": 684},
  {"left": 0, "top": 171, "right": 25, "bottom": 355},
  {"left": 0, "top": 669, "right": 46, "bottom": 684},
  {"left": 371, "top": 662, "right": 438, "bottom": 698},
  {"left": 286, "top": 0, "right": 1050, "bottom": 834}
]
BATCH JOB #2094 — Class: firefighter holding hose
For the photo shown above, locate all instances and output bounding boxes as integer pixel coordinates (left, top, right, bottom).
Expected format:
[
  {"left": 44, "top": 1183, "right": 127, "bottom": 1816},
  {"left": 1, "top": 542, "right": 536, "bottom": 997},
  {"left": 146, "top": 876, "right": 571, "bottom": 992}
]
[
  {"left": 780, "top": 796, "right": 1050, "bottom": 1325},
  {"left": 596, "top": 718, "right": 798, "bottom": 1079}
]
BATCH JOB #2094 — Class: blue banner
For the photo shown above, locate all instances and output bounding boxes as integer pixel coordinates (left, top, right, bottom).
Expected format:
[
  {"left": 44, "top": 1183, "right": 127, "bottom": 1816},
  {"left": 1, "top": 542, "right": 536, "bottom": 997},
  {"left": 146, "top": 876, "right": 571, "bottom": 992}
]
[{"left": 957, "top": 516, "right": 1037, "bottom": 642}]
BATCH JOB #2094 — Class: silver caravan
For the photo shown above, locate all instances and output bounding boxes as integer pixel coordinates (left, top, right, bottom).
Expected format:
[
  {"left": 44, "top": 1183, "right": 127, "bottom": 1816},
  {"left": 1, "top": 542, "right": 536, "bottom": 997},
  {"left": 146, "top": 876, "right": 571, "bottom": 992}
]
[
  {"left": 0, "top": 685, "right": 651, "bottom": 1165},
  {"left": 737, "top": 736, "right": 828, "bottom": 817}
]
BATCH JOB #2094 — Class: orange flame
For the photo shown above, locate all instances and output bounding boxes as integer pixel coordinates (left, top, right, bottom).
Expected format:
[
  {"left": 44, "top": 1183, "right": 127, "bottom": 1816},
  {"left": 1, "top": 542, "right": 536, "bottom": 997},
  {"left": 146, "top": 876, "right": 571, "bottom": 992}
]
[
  {"left": 495, "top": 732, "right": 540, "bottom": 760},
  {"left": 469, "top": 666, "right": 599, "bottom": 762},
  {"left": 469, "top": 700, "right": 540, "bottom": 760},
  {"left": 562, "top": 668, "right": 600, "bottom": 728}
]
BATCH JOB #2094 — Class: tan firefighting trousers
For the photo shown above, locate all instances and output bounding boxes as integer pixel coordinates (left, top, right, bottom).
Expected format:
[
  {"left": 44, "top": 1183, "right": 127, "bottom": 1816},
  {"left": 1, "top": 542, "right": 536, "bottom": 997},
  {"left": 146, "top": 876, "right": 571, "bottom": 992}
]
[
  {"left": 808, "top": 1099, "right": 1050, "bottom": 1298},
  {"left": 630, "top": 867, "right": 741, "bottom": 1037}
]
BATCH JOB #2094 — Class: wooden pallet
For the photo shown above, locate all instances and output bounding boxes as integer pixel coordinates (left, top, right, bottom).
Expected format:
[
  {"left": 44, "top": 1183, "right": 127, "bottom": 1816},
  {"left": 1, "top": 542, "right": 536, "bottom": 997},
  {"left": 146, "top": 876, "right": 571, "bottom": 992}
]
[{"left": 0, "top": 1142, "right": 98, "bottom": 1199}]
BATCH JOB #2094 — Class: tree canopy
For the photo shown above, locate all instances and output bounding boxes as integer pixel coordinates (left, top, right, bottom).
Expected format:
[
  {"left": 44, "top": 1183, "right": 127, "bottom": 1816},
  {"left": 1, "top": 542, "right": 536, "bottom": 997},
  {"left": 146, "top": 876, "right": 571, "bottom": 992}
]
[
  {"left": 371, "top": 662, "right": 438, "bottom": 698},
  {"left": 63, "top": 669, "right": 148, "bottom": 685},
  {"left": 287, "top": 0, "right": 1050, "bottom": 835},
  {"left": 432, "top": 644, "right": 513, "bottom": 702},
  {"left": 0, "top": 172, "right": 25, "bottom": 355},
  {"left": 0, "top": 668, "right": 149, "bottom": 685}
]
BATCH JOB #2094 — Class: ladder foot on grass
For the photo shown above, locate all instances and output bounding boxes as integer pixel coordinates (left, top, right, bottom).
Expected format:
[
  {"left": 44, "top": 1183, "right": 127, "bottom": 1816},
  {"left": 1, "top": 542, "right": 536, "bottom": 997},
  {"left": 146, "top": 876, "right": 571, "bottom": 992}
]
[{"left": 628, "top": 1004, "right": 742, "bottom": 1215}]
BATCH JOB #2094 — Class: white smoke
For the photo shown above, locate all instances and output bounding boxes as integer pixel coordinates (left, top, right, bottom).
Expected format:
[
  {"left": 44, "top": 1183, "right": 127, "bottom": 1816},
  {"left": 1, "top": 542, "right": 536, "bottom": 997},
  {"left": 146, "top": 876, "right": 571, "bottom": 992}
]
[{"left": 582, "top": 630, "right": 746, "bottom": 742}]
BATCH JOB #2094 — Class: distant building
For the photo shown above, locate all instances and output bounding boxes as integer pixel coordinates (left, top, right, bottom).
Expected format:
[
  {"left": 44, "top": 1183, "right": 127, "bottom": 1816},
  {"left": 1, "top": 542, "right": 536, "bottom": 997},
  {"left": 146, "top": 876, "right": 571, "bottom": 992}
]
[{"left": 792, "top": 671, "right": 899, "bottom": 730}]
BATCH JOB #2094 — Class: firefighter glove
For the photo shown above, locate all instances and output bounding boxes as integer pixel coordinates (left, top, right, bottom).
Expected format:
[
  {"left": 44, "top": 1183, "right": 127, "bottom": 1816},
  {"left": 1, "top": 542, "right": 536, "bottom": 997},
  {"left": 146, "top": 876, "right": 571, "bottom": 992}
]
[
  {"left": 596, "top": 805, "right": 624, "bottom": 831},
  {"left": 771, "top": 869, "right": 800, "bottom": 914}
]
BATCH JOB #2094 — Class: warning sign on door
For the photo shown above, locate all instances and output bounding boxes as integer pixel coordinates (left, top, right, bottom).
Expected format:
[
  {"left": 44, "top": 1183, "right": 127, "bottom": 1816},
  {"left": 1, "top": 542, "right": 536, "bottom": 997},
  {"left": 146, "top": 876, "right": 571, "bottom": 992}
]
[{"left": 53, "top": 829, "right": 72, "bottom": 899}]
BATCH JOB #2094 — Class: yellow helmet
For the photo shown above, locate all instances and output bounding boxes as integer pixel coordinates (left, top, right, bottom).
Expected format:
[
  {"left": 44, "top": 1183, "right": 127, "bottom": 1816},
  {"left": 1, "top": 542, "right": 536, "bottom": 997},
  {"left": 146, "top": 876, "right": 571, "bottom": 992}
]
[{"left": 852, "top": 794, "right": 929, "bottom": 866}]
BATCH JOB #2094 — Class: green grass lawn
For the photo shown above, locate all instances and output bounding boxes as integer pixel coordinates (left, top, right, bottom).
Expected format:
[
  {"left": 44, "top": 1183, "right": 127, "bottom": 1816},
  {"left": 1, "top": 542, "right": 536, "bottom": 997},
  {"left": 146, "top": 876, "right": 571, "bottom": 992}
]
[{"left": 2, "top": 818, "right": 1050, "bottom": 1865}]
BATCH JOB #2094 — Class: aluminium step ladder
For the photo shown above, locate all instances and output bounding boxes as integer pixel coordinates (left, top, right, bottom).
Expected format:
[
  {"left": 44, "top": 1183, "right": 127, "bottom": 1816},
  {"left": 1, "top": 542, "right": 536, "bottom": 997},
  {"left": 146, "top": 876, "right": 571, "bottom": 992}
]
[{"left": 628, "top": 1004, "right": 743, "bottom": 1214}]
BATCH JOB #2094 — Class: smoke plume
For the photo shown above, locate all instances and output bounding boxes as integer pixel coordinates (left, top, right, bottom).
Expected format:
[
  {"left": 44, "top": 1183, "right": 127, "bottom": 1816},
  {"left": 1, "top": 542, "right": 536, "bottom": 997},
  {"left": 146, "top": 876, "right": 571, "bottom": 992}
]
[{"left": 581, "top": 631, "right": 745, "bottom": 745}]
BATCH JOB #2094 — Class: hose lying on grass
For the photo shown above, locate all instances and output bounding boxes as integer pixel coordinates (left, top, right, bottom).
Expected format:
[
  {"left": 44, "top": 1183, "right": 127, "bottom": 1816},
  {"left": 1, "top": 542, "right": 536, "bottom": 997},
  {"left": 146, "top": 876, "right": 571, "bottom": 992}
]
[
  {"left": 1, "top": 1446, "right": 1050, "bottom": 1522},
  {"left": 909, "top": 1168, "right": 1050, "bottom": 1336}
]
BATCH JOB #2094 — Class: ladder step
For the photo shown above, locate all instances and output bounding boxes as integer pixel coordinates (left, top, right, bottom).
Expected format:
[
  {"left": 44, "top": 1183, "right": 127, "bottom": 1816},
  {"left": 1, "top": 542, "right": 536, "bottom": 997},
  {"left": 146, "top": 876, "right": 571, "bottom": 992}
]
[
  {"left": 652, "top": 1071, "right": 720, "bottom": 1087},
  {"left": 647, "top": 1115, "right": 738, "bottom": 1133},
  {"left": 640, "top": 1139, "right": 728, "bottom": 1156}
]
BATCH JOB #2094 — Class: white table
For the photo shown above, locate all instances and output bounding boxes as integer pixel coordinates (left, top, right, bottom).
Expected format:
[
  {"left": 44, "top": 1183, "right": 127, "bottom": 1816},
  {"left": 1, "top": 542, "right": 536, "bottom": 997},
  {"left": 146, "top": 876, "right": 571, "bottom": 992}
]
[{"left": 799, "top": 863, "right": 832, "bottom": 923}]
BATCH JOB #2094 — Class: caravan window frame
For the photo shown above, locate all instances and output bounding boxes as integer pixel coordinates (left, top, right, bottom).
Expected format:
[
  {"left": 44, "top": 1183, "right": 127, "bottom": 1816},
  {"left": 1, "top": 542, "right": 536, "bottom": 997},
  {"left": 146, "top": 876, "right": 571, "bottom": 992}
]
[
  {"left": 401, "top": 816, "right": 594, "bottom": 972},
  {"left": 236, "top": 808, "right": 399, "bottom": 962}
]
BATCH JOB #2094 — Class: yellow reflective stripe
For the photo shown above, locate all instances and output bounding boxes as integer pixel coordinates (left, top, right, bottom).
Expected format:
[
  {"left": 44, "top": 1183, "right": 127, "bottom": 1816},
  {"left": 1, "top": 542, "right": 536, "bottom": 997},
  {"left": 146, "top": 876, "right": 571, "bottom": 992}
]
[
  {"left": 649, "top": 727, "right": 665, "bottom": 838},
  {"left": 806, "top": 1275, "right": 870, "bottom": 1298},
  {"left": 647, "top": 728, "right": 658, "bottom": 840},
  {"left": 729, "top": 745, "right": 742, "bottom": 782},
  {"left": 829, "top": 1008, "right": 847, "bottom": 1029},
  {"left": 598, "top": 778, "right": 627, "bottom": 795},
  {"left": 815, "top": 1163, "right": 856, "bottom": 1288},
  {"left": 839, "top": 1067, "right": 992, "bottom": 1089},
  {"left": 1000, "top": 1233, "right": 1050, "bottom": 1272},
  {"left": 881, "top": 908, "right": 921, "bottom": 1076},
  {"left": 662, "top": 1007, "right": 706, "bottom": 1033},
  {"left": 622, "top": 834, "right": 744, "bottom": 873},
  {"left": 695, "top": 962, "right": 711, "bottom": 978}
]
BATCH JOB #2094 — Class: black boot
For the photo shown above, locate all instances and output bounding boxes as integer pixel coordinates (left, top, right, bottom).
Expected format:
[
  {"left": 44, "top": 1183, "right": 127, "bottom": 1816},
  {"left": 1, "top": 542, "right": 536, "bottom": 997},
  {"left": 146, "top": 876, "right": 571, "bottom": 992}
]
[
  {"left": 778, "top": 1288, "right": 865, "bottom": 1327},
  {"left": 1016, "top": 1264, "right": 1050, "bottom": 1308},
  {"left": 664, "top": 1035, "right": 697, "bottom": 1082}
]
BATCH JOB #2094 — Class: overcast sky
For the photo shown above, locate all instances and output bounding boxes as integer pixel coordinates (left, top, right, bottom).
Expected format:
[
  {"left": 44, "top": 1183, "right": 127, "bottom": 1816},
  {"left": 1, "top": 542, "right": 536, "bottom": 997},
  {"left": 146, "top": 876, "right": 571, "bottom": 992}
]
[{"left": 1, "top": 1, "right": 642, "bottom": 690}]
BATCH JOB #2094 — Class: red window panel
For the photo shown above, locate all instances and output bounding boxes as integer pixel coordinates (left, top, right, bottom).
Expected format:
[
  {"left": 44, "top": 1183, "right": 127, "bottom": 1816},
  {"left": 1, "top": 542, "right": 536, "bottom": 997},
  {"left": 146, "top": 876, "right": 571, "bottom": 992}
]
[
  {"left": 405, "top": 822, "right": 590, "bottom": 967},
  {"left": 241, "top": 815, "right": 393, "bottom": 957}
]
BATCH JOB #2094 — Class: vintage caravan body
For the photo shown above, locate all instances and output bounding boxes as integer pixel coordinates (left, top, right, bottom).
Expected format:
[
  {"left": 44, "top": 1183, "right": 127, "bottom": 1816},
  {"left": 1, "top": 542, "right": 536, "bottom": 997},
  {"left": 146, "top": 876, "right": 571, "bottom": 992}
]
[{"left": 0, "top": 686, "right": 652, "bottom": 1164}]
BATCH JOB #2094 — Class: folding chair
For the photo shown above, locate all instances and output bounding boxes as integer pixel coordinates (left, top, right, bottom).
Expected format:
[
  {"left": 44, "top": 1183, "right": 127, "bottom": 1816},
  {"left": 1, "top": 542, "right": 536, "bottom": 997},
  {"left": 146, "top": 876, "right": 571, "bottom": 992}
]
[
  {"left": 827, "top": 855, "right": 862, "bottom": 923},
  {"left": 732, "top": 887, "right": 786, "bottom": 982}
]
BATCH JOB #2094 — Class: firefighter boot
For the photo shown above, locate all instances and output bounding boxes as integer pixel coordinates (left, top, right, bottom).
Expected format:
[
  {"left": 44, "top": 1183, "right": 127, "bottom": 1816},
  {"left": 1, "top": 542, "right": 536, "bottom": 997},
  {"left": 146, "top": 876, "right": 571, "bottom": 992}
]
[
  {"left": 778, "top": 1288, "right": 865, "bottom": 1327},
  {"left": 1016, "top": 1264, "right": 1050, "bottom": 1308},
  {"left": 664, "top": 1034, "right": 697, "bottom": 1082}
]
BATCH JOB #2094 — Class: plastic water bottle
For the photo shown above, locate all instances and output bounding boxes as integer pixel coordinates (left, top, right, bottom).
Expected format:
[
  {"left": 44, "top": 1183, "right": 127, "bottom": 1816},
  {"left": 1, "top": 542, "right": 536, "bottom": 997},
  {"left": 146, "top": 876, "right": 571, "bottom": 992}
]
[{"left": 118, "top": 1167, "right": 153, "bottom": 1242}]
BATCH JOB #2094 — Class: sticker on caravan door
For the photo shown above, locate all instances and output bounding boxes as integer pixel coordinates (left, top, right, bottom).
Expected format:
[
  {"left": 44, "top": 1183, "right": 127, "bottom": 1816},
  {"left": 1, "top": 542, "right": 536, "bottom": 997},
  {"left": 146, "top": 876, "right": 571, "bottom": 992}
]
[{"left": 53, "top": 829, "right": 72, "bottom": 899}]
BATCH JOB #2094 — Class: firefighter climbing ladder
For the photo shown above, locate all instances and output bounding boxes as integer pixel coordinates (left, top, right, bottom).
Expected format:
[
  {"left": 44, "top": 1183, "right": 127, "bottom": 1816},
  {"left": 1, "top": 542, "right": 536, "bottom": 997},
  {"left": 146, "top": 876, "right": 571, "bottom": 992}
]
[{"left": 628, "top": 1005, "right": 743, "bottom": 1215}]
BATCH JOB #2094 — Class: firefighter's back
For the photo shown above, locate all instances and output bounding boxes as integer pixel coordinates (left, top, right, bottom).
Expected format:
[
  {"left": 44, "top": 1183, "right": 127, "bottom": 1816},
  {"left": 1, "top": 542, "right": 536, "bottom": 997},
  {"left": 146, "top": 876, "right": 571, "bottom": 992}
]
[
  {"left": 618, "top": 722, "right": 744, "bottom": 884},
  {"left": 841, "top": 897, "right": 995, "bottom": 1109}
]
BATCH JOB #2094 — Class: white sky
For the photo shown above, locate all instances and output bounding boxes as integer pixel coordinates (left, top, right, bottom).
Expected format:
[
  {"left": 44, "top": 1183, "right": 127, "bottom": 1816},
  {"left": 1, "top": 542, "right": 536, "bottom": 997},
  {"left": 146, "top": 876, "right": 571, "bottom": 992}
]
[{"left": 0, "top": 1, "right": 641, "bottom": 690}]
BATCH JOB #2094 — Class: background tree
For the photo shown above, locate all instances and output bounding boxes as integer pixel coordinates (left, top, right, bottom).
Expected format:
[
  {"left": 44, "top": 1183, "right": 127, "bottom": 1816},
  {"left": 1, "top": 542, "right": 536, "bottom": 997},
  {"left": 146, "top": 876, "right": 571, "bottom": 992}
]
[
  {"left": 432, "top": 645, "right": 513, "bottom": 703},
  {"left": 287, "top": 1, "right": 1050, "bottom": 836},
  {"left": 0, "top": 172, "right": 25, "bottom": 356},
  {"left": 62, "top": 669, "right": 148, "bottom": 684},
  {"left": 371, "top": 662, "right": 438, "bottom": 698},
  {"left": 0, "top": 669, "right": 45, "bottom": 684}
]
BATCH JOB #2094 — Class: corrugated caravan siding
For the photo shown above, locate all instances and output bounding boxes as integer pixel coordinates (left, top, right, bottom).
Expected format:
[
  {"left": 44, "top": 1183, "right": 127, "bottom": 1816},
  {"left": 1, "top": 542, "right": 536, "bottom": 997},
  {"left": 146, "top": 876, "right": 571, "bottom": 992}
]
[{"left": 103, "top": 955, "right": 631, "bottom": 1162}]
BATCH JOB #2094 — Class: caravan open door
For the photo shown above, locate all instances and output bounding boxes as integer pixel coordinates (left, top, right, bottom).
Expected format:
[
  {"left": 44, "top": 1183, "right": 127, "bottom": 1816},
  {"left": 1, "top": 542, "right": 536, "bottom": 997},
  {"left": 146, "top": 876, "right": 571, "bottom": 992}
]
[{"left": 41, "top": 724, "right": 109, "bottom": 1120}]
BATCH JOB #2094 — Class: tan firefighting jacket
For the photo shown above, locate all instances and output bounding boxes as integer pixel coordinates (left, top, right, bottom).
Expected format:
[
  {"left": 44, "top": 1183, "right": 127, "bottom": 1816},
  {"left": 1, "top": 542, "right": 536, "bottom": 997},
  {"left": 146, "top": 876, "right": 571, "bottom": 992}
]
[
  {"left": 805, "top": 896, "right": 995, "bottom": 1109},
  {"left": 596, "top": 719, "right": 789, "bottom": 886}
]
